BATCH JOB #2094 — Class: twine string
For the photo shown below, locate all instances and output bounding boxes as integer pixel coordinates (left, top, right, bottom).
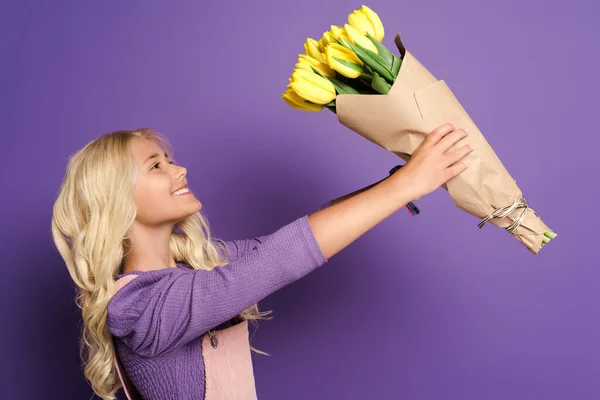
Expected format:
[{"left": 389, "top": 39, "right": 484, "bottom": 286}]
[{"left": 478, "top": 197, "right": 537, "bottom": 234}]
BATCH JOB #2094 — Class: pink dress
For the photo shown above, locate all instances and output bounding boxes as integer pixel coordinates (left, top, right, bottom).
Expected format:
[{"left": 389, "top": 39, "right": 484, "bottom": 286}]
[{"left": 112, "top": 275, "right": 259, "bottom": 400}]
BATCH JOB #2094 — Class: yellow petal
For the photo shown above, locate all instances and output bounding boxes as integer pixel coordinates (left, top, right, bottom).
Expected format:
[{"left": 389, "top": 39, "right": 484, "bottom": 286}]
[
  {"left": 290, "top": 81, "right": 335, "bottom": 104},
  {"left": 348, "top": 10, "right": 375, "bottom": 38},
  {"left": 298, "top": 54, "right": 336, "bottom": 77},
  {"left": 327, "top": 57, "right": 361, "bottom": 78},
  {"left": 282, "top": 89, "right": 324, "bottom": 112},
  {"left": 292, "top": 69, "right": 336, "bottom": 94},
  {"left": 329, "top": 25, "right": 345, "bottom": 40},
  {"left": 322, "top": 31, "right": 335, "bottom": 46},
  {"left": 359, "top": 5, "right": 384, "bottom": 41},
  {"left": 295, "top": 60, "right": 311, "bottom": 73},
  {"left": 290, "top": 69, "right": 336, "bottom": 104},
  {"left": 304, "top": 38, "right": 326, "bottom": 63},
  {"left": 317, "top": 37, "right": 326, "bottom": 52},
  {"left": 327, "top": 43, "right": 363, "bottom": 65},
  {"left": 344, "top": 24, "right": 378, "bottom": 54},
  {"left": 325, "top": 44, "right": 363, "bottom": 79}
]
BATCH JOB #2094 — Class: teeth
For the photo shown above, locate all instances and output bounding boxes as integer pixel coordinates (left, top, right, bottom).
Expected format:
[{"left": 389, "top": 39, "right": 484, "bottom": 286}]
[{"left": 174, "top": 187, "right": 189, "bottom": 195}]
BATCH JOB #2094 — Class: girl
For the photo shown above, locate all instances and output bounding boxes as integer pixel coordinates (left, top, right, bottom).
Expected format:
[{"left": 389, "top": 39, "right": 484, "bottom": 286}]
[{"left": 51, "top": 123, "right": 472, "bottom": 399}]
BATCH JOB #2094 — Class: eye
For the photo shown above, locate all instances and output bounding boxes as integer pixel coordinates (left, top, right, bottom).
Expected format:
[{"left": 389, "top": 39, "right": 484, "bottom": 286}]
[{"left": 151, "top": 160, "right": 176, "bottom": 170}]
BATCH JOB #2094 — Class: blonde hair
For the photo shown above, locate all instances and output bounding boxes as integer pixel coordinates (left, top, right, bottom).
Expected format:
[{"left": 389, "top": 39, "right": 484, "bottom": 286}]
[{"left": 51, "top": 128, "right": 272, "bottom": 400}]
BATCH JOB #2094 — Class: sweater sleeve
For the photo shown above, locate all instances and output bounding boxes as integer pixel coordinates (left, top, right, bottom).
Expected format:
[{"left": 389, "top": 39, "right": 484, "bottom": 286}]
[
  {"left": 221, "top": 236, "right": 267, "bottom": 263},
  {"left": 107, "top": 214, "right": 328, "bottom": 358}
]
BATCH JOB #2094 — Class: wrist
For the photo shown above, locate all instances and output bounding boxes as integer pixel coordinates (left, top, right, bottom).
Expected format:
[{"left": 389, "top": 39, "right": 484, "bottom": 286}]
[
  {"left": 388, "top": 165, "right": 403, "bottom": 176},
  {"left": 386, "top": 164, "right": 422, "bottom": 216},
  {"left": 384, "top": 169, "right": 418, "bottom": 206}
]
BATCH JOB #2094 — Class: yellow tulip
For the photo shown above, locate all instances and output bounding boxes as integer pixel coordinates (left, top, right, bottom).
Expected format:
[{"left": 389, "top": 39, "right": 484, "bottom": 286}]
[
  {"left": 318, "top": 34, "right": 330, "bottom": 52},
  {"left": 348, "top": 10, "right": 375, "bottom": 39},
  {"left": 304, "top": 38, "right": 326, "bottom": 64},
  {"left": 317, "top": 37, "right": 325, "bottom": 52},
  {"left": 321, "top": 31, "right": 335, "bottom": 47},
  {"left": 289, "top": 69, "right": 336, "bottom": 105},
  {"left": 282, "top": 88, "right": 324, "bottom": 112},
  {"left": 329, "top": 25, "right": 345, "bottom": 40},
  {"left": 325, "top": 43, "right": 363, "bottom": 79},
  {"left": 296, "top": 54, "right": 336, "bottom": 77},
  {"left": 359, "top": 5, "right": 384, "bottom": 41},
  {"left": 343, "top": 23, "right": 378, "bottom": 54}
]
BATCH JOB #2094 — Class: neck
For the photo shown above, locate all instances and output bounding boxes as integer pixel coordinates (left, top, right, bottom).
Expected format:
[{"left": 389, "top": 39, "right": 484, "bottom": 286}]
[{"left": 121, "top": 221, "right": 177, "bottom": 274}]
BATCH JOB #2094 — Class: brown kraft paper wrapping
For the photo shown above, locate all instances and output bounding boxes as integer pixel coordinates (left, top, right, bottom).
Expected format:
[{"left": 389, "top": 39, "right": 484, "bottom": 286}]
[{"left": 335, "top": 32, "right": 552, "bottom": 255}]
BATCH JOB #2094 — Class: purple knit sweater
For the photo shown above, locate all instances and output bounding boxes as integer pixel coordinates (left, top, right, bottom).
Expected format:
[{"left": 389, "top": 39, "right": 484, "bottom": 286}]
[{"left": 107, "top": 214, "right": 329, "bottom": 399}]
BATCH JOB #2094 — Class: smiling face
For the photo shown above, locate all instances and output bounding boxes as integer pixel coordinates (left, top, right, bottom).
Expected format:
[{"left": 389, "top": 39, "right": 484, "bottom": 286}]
[{"left": 130, "top": 134, "right": 202, "bottom": 226}]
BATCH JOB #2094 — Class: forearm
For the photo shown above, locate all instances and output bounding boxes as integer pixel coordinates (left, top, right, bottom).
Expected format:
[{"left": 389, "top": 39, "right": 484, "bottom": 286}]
[
  {"left": 307, "top": 173, "right": 413, "bottom": 260},
  {"left": 329, "top": 176, "right": 388, "bottom": 206}
]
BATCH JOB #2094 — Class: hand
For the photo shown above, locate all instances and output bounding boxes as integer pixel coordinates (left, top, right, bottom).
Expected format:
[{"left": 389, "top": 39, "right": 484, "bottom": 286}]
[{"left": 391, "top": 123, "right": 474, "bottom": 202}]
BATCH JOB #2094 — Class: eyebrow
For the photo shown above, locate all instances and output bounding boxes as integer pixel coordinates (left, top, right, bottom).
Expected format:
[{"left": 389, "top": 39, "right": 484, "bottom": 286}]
[{"left": 144, "top": 151, "right": 170, "bottom": 165}]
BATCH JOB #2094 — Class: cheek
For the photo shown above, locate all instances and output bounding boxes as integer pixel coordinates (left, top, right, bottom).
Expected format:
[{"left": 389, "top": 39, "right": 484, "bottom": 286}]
[{"left": 134, "top": 177, "right": 172, "bottom": 221}]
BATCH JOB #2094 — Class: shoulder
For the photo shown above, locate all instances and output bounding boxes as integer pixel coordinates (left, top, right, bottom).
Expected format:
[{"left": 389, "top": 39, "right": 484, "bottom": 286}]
[{"left": 106, "top": 266, "right": 189, "bottom": 335}]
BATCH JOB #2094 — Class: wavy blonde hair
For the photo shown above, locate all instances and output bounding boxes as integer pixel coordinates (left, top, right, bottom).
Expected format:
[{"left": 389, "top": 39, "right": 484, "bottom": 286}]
[{"left": 51, "top": 128, "right": 272, "bottom": 400}]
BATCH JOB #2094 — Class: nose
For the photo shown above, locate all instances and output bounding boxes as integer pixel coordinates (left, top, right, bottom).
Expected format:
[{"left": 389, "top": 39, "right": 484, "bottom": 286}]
[{"left": 174, "top": 164, "right": 187, "bottom": 179}]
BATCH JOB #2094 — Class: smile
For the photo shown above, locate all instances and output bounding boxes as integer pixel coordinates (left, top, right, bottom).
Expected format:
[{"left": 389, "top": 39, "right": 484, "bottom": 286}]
[{"left": 173, "top": 187, "right": 191, "bottom": 195}]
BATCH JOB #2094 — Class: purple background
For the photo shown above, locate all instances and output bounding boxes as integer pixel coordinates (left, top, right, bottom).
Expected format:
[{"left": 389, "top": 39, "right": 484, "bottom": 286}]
[{"left": 2, "top": 0, "right": 597, "bottom": 399}]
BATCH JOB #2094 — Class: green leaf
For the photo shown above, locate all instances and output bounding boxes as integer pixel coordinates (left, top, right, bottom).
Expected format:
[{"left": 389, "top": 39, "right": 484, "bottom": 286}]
[
  {"left": 330, "top": 77, "right": 360, "bottom": 94},
  {"left": 333, "top": 72, "right": 375, "bottom": 94},
  {"left": 355, "top": 76, "right": 378, "bottom": 94},
  {"left": 331, "top": 37, "right": 343, "bottom": 46},
  {"left": 371, "top": 72, "right": 391, "bottom": 94},
  {"left": 312, "top": 71, "right": 359, "bottom": 95},
  {"left": 391, "top": 55, "right": 402, "bottom": 78},
  {"left": 310, "top": 65, "right": 323, "bottom": 76},
  {"left": 359, "top": 72, "right": 373, "bottom": 81},
  {"left": 365, "top": 32, "right": 393, "bottom": 68},
  {"left": 332, "top": 56, "right": 364, "bottom": 74},
  {"left": 341, "top": 38, "right": 395, "bottom": 83}
]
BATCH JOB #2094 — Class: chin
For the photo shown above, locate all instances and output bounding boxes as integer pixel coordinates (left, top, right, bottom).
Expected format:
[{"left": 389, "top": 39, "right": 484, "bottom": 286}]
[
  {"left": 172, "top": 198, "right": 202, "bottom": 222},
  {"left": 175, "top": 206, "right": 202, "bottom": 224},
  {"left": 189, "top": 199, "right": 203, "bottom": 214}
]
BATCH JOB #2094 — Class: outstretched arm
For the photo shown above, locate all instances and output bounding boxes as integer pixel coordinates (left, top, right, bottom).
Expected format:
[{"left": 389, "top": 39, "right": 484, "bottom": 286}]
[
  {"left": 308, "top": 123, "right": 473, "bottom": 260},
  {"left": 307, "top": 172, "right": 412, "bottom": 260},
  {"left": 320, "top": 172, "right": 393, "bottom": 210}
]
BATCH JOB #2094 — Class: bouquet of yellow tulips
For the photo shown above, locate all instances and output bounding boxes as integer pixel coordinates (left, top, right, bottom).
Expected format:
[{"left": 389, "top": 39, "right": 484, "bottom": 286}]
[{"left": 282, "top": 5, "right": 557, "bottom": 255}]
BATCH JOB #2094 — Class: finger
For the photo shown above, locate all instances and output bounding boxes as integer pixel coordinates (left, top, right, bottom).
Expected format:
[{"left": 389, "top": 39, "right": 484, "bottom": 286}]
[
  {"left": 445, "top": 143, "right": 474, "bottom": 166},
  {"left": 445, "top": 159, "right": 469, "bottom": 181},
  {"left": 423, "top": 123, "right": 455, "bottom": 147},
  {"left": 437, "top": 128, "right": 468, "bottom": 153}
]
